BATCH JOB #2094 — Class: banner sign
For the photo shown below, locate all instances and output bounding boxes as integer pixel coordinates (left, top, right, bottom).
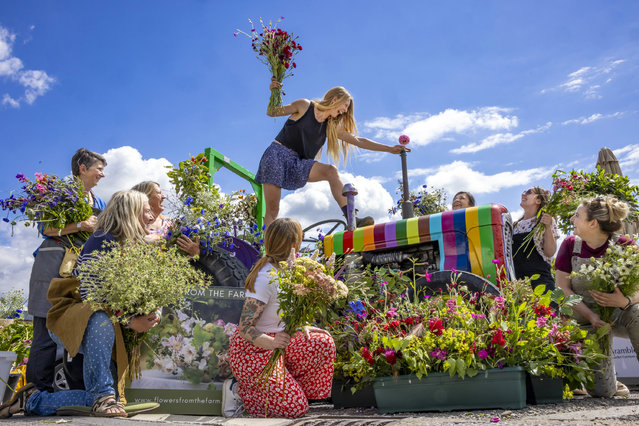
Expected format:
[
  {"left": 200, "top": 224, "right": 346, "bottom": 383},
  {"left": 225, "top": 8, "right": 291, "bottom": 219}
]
[
  {"left": 613, "top": 338, "right": 639, "bottom": 385},
  {"left": 126, "top": 285, "right": 244, "bottom": 415}
]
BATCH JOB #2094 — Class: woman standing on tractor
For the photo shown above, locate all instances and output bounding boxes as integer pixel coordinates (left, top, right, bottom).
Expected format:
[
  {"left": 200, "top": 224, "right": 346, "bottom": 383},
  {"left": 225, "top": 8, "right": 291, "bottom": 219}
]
[{"left": 255, "top": 78, "right": 408, "bottom": 227}]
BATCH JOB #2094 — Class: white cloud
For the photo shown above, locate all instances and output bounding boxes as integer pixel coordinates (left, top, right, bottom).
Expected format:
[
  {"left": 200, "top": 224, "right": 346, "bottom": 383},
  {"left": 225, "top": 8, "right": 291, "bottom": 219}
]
[
  {"left": 562, "top": 112, "right": 623, "bottom": 125},
  {"left": 450, "top": 122, "right": 552, "bottom": 154},
  {"left": 94, "top": 146, "right": 174, "bottom": 203},
  {"left": 363, "top": 107, "right": 518, "bottom": 146},
  {"left": 614, "top": 144, "right": 639, "bottom": 171},
  {"left": 542, "top": 59, "right": 626, "bottom": 99},
  {"left": 424, "top": 161, "right": 555, "bottom": 195},
  {"left": 279, "top": 172, "right": 394, "bottom": 230},
  {"left": 0, "top": 25, "right": 55, "bottom": 107},
  {"left": 2, "top": 93, "right": 19, "bottom": 108},
  {"left": 0, "top": 224, "right": 42, "bottom": 296}
]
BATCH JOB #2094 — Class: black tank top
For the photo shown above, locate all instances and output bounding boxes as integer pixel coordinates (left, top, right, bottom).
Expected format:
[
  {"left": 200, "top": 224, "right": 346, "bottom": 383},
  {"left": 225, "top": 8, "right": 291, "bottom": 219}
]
[{"left": 275, "top": 103, "right": 327, "bottom": 159}]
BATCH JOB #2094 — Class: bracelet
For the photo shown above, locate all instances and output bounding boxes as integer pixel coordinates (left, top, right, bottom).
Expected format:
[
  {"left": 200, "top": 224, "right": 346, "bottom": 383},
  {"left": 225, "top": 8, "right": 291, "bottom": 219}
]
[{"left": 623, "top": 296, "right": 632, "bottom": 310}]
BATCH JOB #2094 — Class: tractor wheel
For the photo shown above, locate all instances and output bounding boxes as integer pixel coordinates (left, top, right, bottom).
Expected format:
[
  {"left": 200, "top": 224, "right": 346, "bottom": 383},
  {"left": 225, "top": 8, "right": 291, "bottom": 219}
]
[
  {"left": 195, "top": 247, "right": 249, "bottom": 288},
  {"left": 414, "top": 270, "right": 500, "bottom": 297}
]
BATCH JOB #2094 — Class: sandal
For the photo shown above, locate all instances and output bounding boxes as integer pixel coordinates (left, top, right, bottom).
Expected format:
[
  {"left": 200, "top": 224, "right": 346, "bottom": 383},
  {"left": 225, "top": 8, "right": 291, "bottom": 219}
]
[
  {"left": 91, "top": 395, "right": 127, "bottom": 418},
  {"left": 0, "top": 383, "right": 37, "bottom": 419}
]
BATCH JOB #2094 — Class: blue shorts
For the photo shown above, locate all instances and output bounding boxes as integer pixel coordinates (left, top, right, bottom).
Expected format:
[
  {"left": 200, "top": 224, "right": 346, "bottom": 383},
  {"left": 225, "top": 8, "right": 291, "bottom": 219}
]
[{"left": 255, "top": 142, "right": 316, "bottom": 190}]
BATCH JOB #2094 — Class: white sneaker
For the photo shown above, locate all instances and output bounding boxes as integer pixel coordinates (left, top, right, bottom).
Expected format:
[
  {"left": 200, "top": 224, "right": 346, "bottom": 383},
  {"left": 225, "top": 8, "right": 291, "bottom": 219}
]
[
  {"left": 222, "top": 378, "right": 243, "bottom": 417},
  {"left": 614, "top": 380, "right": 630, "bottom": 398}
]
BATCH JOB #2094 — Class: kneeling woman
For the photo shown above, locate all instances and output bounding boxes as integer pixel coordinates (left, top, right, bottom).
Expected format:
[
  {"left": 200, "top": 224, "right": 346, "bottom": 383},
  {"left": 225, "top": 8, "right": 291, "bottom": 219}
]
[
  {"left": 555, "top": 196, "right": 639, "bottom": 397},
  {"left": 1, "top": 190, "right": 159, "bottom": 418},
  {"left": 229, "top": 218, "right": 335, "bottom": 418}
]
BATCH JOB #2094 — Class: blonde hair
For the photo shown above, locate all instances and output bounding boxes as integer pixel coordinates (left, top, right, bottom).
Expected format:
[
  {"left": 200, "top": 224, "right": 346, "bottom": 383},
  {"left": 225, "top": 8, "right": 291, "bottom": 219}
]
[
  {"left": 312, "top": 86, "right": 357, "bottom": 165},
  {"left": 96, "top": 190, "right": 148, "bottom": 242},
  {"left": 514, "top": 186, "right": 551, "bottom": 227},
  {"left": 131, "top": 181, "right": 160, "bottom": 198},
  {"left": 244, "top": 218, "right": 303, "bottom": 293},
  {"left": 581, "top": 195, "right": 629, "bottom": 234}
]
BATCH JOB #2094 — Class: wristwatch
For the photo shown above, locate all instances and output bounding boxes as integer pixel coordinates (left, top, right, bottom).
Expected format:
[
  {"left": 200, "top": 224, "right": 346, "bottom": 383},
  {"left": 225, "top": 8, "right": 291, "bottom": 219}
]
[{"left": 76, "top": 222, "right": 82, "bottom": 229}]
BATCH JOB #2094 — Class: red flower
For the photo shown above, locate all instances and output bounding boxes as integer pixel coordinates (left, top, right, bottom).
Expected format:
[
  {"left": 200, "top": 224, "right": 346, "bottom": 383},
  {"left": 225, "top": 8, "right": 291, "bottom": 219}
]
[
  {"left": 385, "top": 350, "right": 397, "bottom": 365},
  {"left": 429, "top": 318, "right": 444, "bottom": 336},
  {"left": 491, "top": 329, "right": 506, "bottom": 346}
]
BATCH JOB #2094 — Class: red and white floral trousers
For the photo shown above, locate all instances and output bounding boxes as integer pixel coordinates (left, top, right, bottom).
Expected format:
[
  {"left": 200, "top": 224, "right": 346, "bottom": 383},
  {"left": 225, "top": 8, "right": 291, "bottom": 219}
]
[{"left": 228, "top": 330, "right": 335, "bottom": 418}]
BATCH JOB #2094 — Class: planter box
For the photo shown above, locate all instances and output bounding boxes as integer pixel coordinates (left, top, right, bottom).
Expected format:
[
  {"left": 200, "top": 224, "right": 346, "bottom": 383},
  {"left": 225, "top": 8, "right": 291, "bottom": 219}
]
[
  {"left": 373, "top": 367, "right": 526, "bottom": 413},
  {"left": 0, "top": 351, "right": 17, "bottom": 403},
  {"left": 331, "top": 380, "right": 376, "bottom": 408},
  {"left": 526, "top": 374, "right": 563, "bottom": 405}
]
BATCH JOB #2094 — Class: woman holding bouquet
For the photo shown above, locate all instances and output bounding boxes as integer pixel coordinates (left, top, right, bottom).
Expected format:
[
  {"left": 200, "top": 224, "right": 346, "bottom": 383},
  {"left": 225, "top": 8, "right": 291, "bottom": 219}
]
[
  {"left": 555, "top": 195, "right": 639, "bottom": 397},
  {"left": 1, "top": 190, "right": 159, "bottom": 418},
  {"left": 512, "top": 186, "right": 560, "bottom": 291},
  {"left": 228, "top": 218, "right": 335, "bottom": 418},
  {"left": 26, "top": 148, "right": 107, "bottom": 394},
  {"left": 256, "top": 79, "right": 408, "bottom": 227},
  {"left": 131, "top": 180, "right": 199, "bottom": 256}
]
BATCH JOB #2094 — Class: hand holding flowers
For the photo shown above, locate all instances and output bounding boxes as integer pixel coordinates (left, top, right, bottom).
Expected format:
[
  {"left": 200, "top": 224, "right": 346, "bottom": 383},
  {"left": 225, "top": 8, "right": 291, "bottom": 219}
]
[{"left": 235, "top": 17, "right": 303, "bottom": 110}]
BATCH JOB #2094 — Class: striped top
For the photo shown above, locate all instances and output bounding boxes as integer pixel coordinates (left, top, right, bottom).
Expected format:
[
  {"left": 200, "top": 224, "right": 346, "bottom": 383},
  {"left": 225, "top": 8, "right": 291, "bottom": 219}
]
[{"left": 323, "top": 204, "right": 510, "bottom": 286}]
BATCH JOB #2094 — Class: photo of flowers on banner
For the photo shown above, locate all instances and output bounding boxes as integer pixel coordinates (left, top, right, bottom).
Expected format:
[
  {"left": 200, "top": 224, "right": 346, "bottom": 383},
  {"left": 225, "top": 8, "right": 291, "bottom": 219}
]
[
  {"left": 0, "top": 173, "right": 93, "bottom": 243},
  {"left": 144, "top": 310, "right": 237, "bottom": 385},
  {"left": 235, "top": 17, "right": 302, "bottom": 110},
  {"left": 327, "top": 265, "right": 605, "bottom": 395}
]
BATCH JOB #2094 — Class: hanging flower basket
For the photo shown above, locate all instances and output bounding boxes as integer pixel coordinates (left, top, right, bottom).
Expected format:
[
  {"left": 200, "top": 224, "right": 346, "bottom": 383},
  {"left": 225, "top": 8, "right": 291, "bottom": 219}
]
[{"left": 373, "top": 367, "right": 526, "bottom": 413}]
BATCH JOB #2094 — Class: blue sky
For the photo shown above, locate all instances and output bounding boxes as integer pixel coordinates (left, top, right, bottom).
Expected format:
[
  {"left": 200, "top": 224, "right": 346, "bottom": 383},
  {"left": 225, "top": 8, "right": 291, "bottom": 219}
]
[{"left": 1, "top": 0, "right": 639, "bottom": 295}]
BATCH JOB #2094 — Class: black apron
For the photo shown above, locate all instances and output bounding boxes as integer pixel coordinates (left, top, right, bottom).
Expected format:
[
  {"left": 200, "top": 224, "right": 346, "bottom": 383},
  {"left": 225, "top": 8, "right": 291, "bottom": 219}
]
[{"left": 512, "top": 230, "right": 555, "bottom": 291}]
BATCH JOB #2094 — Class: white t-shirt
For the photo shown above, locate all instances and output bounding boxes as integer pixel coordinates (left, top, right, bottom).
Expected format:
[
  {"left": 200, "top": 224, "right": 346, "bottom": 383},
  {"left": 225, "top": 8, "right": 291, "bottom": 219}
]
[{"left": 245, "top": 264, "right": 284, "bottom": 333}]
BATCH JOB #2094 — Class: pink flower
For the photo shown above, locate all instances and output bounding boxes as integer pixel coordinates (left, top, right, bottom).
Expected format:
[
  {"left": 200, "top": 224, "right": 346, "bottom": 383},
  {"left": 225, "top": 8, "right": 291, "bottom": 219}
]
[
  {"left": 492, "top": 259, "right": 500, "bottom": 264},
  {"left": 36, "top": 183, "right": 47, "bottom": 194},
  {"left": 398, "top": 134, "right": 410, "bottom": 145},
  {"left": 34, "top": 172, "right": 44, "bottom": 180},
  {"left": 478, "top": 349, "right": 488, "bottom": 359}
]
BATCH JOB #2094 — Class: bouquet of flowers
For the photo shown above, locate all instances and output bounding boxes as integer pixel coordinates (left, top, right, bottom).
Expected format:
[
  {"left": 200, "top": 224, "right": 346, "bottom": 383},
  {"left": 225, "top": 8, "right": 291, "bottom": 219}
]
[
  {"left": 547, "top": 168, "right": 639, "bottom": 234},
  {"left": 517, "top": 167, "right": 639, "bottom": 256},
  {"left": 165, "top": 153, "right": 235, "bottom": 254},
  {"left": 235, "top": 17, "right": 302, "bottom": 110},
  {"left": 217, "top": 189, "right": 264, "bottom": 249},
  {"left": 75, "top": 241, "right": 209, "bottom": 321},
  {"left": 145, "top": 310, "right": 236, "bottom": 384},
  {"left": 0, "top": 290, "right": 32, "bottom": 367},
  {"left": 259, "top": 250, "right": 348, "bottom": 384},
  {"left": 0, "top": 173, "right": 93, "bottom": 243},
  {"left": 571, "top": 236, "right": 639, "bottom": 348},
  {"left": 388, "top": 183, "right": 448, "bottom": 217}
]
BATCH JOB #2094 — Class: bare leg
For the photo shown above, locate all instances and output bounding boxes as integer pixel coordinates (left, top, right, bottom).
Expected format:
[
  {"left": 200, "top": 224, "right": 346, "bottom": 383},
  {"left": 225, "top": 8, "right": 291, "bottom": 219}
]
[
  {"left": 263, "top": 183, "right": 282, "bottom": 227},
  {"left": 307, "top": 162, "right": 347, "bottom": 208}
]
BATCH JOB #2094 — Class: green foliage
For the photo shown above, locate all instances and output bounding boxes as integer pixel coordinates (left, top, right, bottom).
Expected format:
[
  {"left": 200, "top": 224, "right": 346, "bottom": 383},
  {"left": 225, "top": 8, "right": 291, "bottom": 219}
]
[
  {"left": 389, "top": 183, "right": 448, "bottom": 217},
  {"left": 76, "top": 241, "right": 209, "bottom": 321},
  {"left": 328, "top": 266, "right": 605, "bottom": 393},
  {"left": 0, "top": 320, "right": 32, "bottom": 366},
  {"left": 0, "top": 289, "right": 26, "bottom": 319},
  {"left": 547, "top": 168, "right": 639, "bottom": 234}
]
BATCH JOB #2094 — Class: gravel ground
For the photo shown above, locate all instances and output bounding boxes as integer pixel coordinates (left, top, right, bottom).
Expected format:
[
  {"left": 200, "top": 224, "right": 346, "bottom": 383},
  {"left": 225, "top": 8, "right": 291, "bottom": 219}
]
[{"left": 2, "top": 388, "right": 638, "bottom": 425}]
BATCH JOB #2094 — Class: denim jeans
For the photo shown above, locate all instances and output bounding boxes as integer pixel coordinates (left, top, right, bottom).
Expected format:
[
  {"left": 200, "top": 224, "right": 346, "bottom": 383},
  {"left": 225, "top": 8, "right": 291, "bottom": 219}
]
[{"left": 27, "top": 311, "right": 117, "bottom": 415}]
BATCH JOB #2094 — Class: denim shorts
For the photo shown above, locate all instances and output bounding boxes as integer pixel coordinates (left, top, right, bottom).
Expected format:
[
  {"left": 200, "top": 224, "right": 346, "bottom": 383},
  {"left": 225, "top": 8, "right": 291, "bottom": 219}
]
[{"left": 255, "top": 142, "right": 316, "bottom": 190}]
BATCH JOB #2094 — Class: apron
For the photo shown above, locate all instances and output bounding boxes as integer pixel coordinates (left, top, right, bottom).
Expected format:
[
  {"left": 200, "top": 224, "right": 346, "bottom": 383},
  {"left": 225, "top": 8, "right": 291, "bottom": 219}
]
[{"left": 512, "top": 230, "right": 555, "bottom": 291}]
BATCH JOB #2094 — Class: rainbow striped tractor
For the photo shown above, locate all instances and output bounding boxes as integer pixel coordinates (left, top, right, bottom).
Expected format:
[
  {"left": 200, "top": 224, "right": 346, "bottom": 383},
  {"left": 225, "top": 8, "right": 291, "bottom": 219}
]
[{"left": 323, "top": 204, "right": 515, "bottom": 295}]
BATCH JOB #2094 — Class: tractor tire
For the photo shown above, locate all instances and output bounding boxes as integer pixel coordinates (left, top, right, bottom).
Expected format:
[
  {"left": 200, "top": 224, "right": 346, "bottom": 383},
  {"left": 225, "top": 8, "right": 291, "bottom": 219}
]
[
  {"left": 413, "top": 270, "right": 500, "bottom": 297},
  {"left": 195, "top": 247, "right": 249, "bottom": 288}
]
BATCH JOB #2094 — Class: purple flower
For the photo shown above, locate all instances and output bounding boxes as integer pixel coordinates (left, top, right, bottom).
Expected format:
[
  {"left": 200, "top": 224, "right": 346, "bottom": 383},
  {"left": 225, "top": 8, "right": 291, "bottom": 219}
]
[
  {"left": 16, "top": 174, "right": 26, "bottom": 182},
  {"left": 492, "top": 259, "right": 500, "bottom": 264},
  {"left": 478, "top": 350, "right": 488, "bottom": 360},
  {"left": 497, "top": 362, "right": 504, "bottom": 369}
]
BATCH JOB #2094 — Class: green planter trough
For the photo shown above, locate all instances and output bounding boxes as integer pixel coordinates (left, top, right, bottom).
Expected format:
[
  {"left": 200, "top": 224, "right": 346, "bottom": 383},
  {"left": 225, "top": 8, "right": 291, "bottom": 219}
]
[
  {"left": 373, "top": 367, "right": 526, "bottom": 413},
  {"left": 331, "top": 380, "right": 376, "bottom": 409}
]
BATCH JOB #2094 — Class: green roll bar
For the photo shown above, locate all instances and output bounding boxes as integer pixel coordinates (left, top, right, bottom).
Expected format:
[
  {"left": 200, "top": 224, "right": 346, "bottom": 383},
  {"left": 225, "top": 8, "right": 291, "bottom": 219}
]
[{"left": 204, "top": 147, "right": 265, "bottom": 232}]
